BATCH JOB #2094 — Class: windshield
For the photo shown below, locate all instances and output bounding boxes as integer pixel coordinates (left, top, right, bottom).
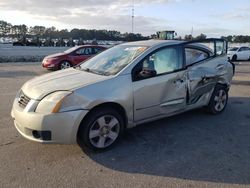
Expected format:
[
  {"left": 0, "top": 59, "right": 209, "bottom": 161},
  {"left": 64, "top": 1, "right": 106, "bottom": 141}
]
[
  {"left": 228, "top": 47, "right": 239, "bottom": 51},
  {"left": 80, "top": 45, "right": 148, "bottom": 75}
]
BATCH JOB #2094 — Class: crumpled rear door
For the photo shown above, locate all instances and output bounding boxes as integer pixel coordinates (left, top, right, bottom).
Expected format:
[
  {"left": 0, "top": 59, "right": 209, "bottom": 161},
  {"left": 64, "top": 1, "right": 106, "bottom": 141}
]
[
  {"left": 187, "top": 64, "right": 218, "bottom": 104},
  {"left": 187, "top": 56, "right": 228, "bottom": 104}
]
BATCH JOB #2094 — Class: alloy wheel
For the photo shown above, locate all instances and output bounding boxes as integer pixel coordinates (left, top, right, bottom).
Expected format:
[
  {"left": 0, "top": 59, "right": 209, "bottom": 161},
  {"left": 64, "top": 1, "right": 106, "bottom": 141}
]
[
  {"left": 60, "top": 61, "right": 71, "bottom": 69},
  {"left": 89, "top": 115, "right": 120, "bottom": 148},
  {"left": 214, "top": 90, "right": 227, "bottom": 112}
]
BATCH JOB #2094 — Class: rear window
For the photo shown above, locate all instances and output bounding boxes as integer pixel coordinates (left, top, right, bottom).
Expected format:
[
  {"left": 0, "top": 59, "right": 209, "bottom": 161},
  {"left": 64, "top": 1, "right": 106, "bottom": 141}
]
[
  {"left": 187, "top": 40, "right": 227, "bottom": 57},
  {"left": 185, "top": 48, "right": 209, "bottom": 66}
]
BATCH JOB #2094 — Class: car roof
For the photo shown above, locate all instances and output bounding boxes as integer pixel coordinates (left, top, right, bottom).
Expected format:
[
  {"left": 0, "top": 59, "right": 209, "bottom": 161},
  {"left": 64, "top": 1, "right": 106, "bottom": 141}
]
[
  {"left": 120, "top": 39, "right": 216, "bottom": 54},
  {"left": 77, "top": 45, "right": 106, "bottom": 48},
  {"left": 120, "top": 39, "right": 184, "bottom": 47}
]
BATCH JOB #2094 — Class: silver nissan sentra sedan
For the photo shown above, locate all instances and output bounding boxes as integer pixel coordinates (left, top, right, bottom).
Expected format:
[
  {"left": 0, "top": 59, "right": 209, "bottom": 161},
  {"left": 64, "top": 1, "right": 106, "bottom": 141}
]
[{"left": 11, "top": 39, "right": 234, "bottom": 151}]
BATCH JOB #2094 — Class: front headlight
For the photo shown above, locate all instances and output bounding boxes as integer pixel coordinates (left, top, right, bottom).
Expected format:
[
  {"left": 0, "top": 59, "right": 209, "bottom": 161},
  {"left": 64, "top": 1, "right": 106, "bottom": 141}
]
[{"left": 35, "top": 91, "right": 72, "bottom": 114}]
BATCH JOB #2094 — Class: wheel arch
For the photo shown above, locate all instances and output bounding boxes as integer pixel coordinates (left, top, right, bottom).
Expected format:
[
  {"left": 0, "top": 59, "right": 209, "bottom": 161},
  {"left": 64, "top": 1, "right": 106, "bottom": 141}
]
[
  {"left": 58, "top": 59, "right": 73, "bottom": 69},
  {"left": 206, "top": 82, "right": 229, "bottom": 114},
  {"left": 216, "top": 81, "right": 230, "bottom": 91},
  {"left": 232, "top": 54, "right": 237, "bottom": 61},
  {"left": 77, "top": 102, "right": 128, "bottom": 135}
]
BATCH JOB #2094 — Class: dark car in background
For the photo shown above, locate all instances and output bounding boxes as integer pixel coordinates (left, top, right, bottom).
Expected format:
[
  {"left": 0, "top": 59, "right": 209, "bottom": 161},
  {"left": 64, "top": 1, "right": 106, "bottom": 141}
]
[{"left": 42, "top": 45, "right": 106, "bottom": 70}]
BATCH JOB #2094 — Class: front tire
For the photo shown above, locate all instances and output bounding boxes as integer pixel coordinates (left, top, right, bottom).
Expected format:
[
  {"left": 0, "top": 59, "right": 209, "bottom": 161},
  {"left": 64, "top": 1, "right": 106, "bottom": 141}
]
[
  {"left": 59, "top": 61, "right": 71, "bottom": 70},
  {"left": 78, "top": 107, "right": 124, "bottom": 151},
  {"left": 232, "top": 55, "right": 237, "bottom": 62},
  {"left": 207, "top": 85, "right": 228, "bottom": 114}
]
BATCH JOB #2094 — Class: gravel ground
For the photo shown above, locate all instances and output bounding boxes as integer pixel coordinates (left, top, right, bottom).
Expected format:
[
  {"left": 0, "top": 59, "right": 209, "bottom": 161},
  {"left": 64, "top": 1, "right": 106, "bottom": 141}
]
[{"left": 0, "top": 62, "right": 249, "bottom": 188}]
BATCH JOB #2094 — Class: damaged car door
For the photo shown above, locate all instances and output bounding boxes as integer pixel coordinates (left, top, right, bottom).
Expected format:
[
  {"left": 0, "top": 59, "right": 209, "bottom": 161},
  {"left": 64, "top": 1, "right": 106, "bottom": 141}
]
[
  {"left": 185, "top": 41, "right": 228, "bottom": 104},
  {"left": 132, "top": 46, "right": 187, "bottom": 122}
]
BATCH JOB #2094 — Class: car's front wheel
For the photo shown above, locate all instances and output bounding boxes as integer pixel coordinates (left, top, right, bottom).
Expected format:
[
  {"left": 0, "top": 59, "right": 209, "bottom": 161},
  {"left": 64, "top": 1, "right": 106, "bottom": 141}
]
[
  {"left": 232, "top": 55, "right": 237, "bottom": 62},
  {"left": 59, "top": 61, "right": 71, "bottom": 70},
  {"left": 207, "top": 85, "right": 228, "bottom": 114},
  {"left": 78, "top": 107, "right": 124, "bottom": 151}
]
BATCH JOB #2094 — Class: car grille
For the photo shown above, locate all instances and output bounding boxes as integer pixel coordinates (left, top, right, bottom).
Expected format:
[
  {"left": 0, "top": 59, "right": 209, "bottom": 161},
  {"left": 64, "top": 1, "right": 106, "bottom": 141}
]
[{"left": 18, "top": 91, "right": 31, "bottom": 109}]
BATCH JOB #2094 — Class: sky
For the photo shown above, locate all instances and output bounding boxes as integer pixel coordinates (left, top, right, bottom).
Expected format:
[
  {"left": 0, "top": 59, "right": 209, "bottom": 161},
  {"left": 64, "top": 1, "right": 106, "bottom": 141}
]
[{"left": 0, "top": 0, "right": 249, "bottom": 37}]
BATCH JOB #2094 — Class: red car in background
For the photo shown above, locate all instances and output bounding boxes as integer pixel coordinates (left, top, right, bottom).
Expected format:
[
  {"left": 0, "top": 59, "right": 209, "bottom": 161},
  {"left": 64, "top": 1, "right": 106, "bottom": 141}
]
[{"left": 42, "top": 45, "right": 106, "bottom": 70}]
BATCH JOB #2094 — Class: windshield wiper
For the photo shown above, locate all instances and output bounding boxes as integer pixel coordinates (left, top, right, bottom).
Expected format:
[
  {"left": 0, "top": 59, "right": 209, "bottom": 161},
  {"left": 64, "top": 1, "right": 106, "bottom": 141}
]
[
  {"left": 81, "top": 68, "right": 109, "bottom": 76},
  {"left": 89, "top": 69, "right": 107, "bottom": 75}
]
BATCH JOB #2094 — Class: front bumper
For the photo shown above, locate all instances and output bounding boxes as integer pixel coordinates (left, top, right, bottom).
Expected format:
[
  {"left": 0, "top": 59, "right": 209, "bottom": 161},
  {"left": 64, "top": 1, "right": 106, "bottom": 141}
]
[
  {"left": 42, "top": 59, "right": 58, "bottom": 70},
  {"left": 227, "top": 54, "right": 233, "bottom": 60},
  {"left": 11, "top": 99, "right": 88, "bottom": 144}
]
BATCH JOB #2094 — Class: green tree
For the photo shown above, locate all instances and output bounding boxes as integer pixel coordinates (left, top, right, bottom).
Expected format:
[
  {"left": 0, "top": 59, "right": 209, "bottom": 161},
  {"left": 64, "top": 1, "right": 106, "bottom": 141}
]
[
  {"left": 195, "top": 33, "right": 207, "bottom": 40},
  {"left": 0, "top": 20, "right": 12, "bottom": 36},
  {"left": 184, "top": 34, "right": 193, "bottom": 40},
  {"left": 30, "top": 26, "right": 46, "bottom": 36}
]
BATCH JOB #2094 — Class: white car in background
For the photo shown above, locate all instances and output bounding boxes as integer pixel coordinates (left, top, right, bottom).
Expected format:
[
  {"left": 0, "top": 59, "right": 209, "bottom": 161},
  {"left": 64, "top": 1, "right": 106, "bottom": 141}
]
[{"left": 227, "top": 46, "right": 250, "bottom": 61}]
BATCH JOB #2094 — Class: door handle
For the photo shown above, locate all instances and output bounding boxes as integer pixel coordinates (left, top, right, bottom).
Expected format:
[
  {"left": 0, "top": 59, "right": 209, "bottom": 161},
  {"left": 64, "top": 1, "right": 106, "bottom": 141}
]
[{"left": 173, "top": 79, "right": 184, "bottom": 84}]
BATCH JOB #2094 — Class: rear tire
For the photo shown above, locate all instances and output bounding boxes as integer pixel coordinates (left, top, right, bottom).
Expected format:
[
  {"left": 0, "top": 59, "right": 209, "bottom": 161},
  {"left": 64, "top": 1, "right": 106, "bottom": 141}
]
[
  {"left": 206, "top": 85, "right": 228, "bottom": 114},
  {"left": 77, "top": 107, "right": 124, "bottom": 151}
]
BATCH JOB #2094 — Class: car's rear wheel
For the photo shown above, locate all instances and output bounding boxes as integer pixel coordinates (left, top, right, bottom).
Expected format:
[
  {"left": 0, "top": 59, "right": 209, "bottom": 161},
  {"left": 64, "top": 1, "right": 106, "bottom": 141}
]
[
  {"left": 59, "top": 61, "right": 71, "bottom": 70},
  {"left": 232, "top": 55, "right": 237, "bottom": 62},
  {"left": 78, "top": 107, "right": 124, "bottom": 151},
  {"left": 207, "top": 85, "right": 228, "bottom": 114}
]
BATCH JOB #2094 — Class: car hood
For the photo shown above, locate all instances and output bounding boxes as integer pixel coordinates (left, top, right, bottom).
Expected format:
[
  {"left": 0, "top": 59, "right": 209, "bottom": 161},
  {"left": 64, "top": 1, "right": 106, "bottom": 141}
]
[
  {"left": 21, "top": 68, "right": 111, "bottom": 100},
  {"left": 45, "top": 52, "right": 66, "bottom": 59}
]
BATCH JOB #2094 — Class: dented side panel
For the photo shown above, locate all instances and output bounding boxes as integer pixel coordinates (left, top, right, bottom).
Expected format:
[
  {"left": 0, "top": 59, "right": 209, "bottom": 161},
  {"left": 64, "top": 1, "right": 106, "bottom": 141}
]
[
  {"left": 133, "top": 70, "right": 187, "bottom": 122},
  {"left": 187, "top": 55, "right": 232, "bottom": 105}
]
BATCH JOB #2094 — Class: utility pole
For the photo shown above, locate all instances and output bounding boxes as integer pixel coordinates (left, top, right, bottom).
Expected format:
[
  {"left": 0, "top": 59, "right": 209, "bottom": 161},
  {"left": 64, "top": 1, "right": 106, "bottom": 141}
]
[
  {"left": 132, "top": 0, "right": 134, "bottom": 33},
  {"left": 191, "top": 26, "right": 194, "bottom": 39}
]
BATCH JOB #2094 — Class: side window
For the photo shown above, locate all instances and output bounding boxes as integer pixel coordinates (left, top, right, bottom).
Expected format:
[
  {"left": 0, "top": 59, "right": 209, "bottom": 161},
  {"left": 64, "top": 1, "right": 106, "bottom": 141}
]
[
  {"left": 239, "top": 47, "right": 244, "bottom": 52},
  {"left": 215, "top": 41, "right": 225, "bottom": 55},
  {"left": 84, "top": 47, "right": 92, "bottom": 55},
  {"left": 146, "top": 47, "right": 182, "bottom": 75},
  {"left": 185, "top": 48, "right": 209, "bottom": 66},
  {"left": 93, "top": 47, "right": 102, "bottom": 54},
  {"left": 133, "top": 47, "right": 182, "bottom": 81},
  {"left": 75, "top": 48, "right": 85, "bottom": 55},
  {"left": 75, "top": 47, "right": 93, "bottom": 55},
  {"left": 239, "top": 47, "right": 250, "bottom": 52}
]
